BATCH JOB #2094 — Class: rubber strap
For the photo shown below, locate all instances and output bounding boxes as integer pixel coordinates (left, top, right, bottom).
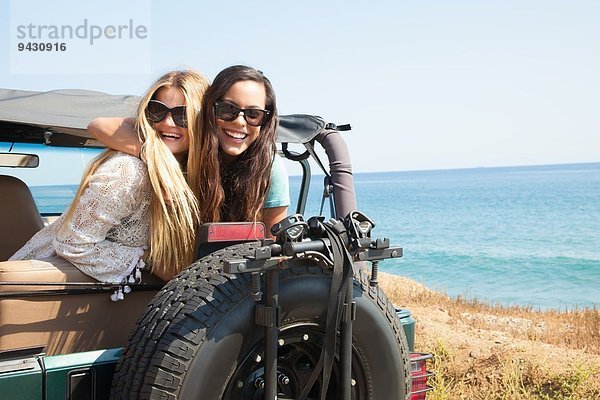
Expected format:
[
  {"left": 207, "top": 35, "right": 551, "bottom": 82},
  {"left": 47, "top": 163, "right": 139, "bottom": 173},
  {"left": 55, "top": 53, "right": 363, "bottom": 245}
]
[{"left": 297, "top": 222, "right": 353, "bottom": 400}]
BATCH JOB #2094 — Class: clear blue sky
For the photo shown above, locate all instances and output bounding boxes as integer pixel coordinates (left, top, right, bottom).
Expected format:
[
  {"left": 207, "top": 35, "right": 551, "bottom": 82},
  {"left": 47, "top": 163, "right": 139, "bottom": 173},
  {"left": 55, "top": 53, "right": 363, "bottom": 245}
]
[{"left": 1, "top": 0, "right": 599, "bottom": 173}]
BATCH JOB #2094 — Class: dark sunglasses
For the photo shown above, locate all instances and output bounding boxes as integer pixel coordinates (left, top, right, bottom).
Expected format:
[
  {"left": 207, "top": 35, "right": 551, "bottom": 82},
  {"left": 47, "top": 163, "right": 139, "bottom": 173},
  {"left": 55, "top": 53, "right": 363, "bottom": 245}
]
[
  {"left": 145, "top": 100, "right": 187, "bottom": 128},
  {"left": 214, "top": 101, "right": 270, "bottom": 127}
]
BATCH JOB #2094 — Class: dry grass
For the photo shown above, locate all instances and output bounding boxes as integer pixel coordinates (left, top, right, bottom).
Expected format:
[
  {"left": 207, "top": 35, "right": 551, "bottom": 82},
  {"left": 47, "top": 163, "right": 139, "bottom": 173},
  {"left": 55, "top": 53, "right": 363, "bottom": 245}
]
[
  {"left": 377, "top": 272, "right": 600, "bottom": 399},
  {"left": 379, "top": 272, "right": 600, "bottom": 353},
  {"left": 421, "top": 339, "right": 600, "bottom": 400}
]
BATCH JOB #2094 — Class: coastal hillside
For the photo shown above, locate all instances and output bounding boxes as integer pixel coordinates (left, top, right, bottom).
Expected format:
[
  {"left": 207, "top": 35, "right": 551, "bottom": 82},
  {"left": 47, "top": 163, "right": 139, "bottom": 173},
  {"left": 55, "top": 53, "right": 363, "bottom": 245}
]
[{"left": 379, "top": 273, "right": 600, "bottom": 399}]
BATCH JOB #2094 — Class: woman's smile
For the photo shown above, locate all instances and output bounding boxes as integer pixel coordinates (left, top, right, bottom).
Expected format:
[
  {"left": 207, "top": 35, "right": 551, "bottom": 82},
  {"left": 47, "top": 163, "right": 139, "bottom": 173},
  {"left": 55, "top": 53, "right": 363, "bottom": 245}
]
[
  {"left": 215, "top": 80, "right": 266, "bottom": 161},
  {"left": 223, "top": 128, "right": 248, "bottom": 141}
]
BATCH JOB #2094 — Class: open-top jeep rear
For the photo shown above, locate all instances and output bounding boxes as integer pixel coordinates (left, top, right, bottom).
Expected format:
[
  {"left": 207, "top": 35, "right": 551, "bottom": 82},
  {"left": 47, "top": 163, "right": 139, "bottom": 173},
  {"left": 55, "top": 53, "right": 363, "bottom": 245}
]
[{"left": 0, "top": 88, "right": 432, "bottom": 399}]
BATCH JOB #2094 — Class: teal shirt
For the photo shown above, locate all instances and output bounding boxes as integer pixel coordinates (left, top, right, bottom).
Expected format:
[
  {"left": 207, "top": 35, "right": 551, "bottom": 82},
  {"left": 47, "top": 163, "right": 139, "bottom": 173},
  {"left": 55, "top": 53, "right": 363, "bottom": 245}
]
[{"left": 264, "top": 153, "right": 290, "bottom": 208}]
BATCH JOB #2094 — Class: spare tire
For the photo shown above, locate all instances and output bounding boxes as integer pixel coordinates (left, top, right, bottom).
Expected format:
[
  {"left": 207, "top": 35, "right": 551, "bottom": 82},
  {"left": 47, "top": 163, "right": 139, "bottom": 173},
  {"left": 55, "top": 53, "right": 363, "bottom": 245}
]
[{"left": 110, "top": 242, "right": 411, "bottom": 399}]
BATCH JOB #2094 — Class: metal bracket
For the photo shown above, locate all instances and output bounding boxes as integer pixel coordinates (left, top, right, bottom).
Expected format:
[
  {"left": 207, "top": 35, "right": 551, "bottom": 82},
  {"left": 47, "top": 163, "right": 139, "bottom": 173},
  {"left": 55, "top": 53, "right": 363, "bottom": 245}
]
[
  {"left": 372, "top": 238, "right": 390, "bottom": 249},
  {"left": 355, "top": 246, "right": 403, "bottom": 261},
  {"left": 223, "top": 257, "right": 283, "bottom": 274}
]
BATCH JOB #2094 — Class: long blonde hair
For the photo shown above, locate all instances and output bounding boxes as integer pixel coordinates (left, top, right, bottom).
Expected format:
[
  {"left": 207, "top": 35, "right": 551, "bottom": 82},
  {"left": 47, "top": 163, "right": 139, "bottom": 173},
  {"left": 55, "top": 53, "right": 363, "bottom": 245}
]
[{"left": 63, "top": 70, "right": 210, "bottom": 280}]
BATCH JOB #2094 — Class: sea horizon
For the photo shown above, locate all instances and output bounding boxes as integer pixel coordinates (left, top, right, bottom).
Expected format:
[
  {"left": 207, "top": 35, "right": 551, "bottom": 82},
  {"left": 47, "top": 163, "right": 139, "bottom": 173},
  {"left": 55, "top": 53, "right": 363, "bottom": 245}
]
[
  {"left": 28, "top": 161, "right": 600, "bottom": 310},
  {"left": 289, "top": 160, "right": 600, "bottom": 177},
  {"left": 293, "top": 161, "right": 600, "bottom": 310}
]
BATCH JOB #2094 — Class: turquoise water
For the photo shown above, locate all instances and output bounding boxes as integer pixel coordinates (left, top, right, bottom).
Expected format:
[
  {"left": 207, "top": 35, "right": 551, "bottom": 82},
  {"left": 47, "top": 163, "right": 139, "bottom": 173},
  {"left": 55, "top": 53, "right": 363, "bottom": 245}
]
[
  {"left": 30, "top": 185, "right": 79, "bottom": 214},
  {"left": 30, "top": 162, "right": 599, "bottom": 310},
  {"left": 292, "top": 163, "right": 600, "bottom": 310}
]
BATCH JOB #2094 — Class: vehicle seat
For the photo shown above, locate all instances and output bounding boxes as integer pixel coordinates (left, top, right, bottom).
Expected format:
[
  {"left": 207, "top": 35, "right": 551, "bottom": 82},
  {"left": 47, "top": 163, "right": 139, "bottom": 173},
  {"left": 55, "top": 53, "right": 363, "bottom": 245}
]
[
  {"left": 0, "top": 175, "right": 44, "bottom": 261},
  {"left": 0, "top": 256, "right": 162, "bottom": 356}
]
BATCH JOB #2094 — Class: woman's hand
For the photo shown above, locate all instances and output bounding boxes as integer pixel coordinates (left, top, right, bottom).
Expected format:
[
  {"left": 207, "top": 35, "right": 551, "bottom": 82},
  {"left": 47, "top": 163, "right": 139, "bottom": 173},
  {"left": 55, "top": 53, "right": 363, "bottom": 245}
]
[{"left": 262, "top": 206, "right": 288, "bottom": 238}]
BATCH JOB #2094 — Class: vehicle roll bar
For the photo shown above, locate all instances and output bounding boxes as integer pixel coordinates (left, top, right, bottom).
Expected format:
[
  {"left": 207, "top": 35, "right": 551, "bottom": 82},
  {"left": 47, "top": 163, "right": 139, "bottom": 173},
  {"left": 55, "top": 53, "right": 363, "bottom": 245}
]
[{"left": 314, "top": 128, "right": 357, "bottom": 218}]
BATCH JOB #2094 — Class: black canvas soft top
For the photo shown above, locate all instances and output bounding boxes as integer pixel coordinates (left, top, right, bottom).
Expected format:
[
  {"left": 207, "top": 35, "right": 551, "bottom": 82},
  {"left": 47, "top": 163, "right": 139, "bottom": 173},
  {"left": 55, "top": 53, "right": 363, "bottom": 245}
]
[
  {"left": 276, "top": 114, "right": 326, "bottom": 144},
  {"left": 0, "top": 88, "right": 327, "bottom": 147}
]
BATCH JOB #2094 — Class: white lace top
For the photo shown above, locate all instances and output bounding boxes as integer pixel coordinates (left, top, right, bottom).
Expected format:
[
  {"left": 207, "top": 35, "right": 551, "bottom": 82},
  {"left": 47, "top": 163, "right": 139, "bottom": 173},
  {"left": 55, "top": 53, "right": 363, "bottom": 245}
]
[{"left": 10, "top": 152, "right": 152, "bottom": 283}]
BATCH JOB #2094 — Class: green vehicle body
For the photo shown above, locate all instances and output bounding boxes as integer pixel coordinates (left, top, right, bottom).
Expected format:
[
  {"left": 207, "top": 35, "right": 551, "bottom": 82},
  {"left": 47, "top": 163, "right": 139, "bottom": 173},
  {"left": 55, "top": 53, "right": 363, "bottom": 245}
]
[
  {"left": 0, "top": 349, "right": 119, "bottom": 399},
  {"left": 0, "top": 317, "right": 415, "bottom": 400}
]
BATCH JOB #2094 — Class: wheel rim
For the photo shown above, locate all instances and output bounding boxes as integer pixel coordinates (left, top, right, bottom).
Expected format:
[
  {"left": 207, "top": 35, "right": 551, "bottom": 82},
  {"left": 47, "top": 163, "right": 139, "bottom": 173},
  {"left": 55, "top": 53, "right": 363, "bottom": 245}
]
[{"left": 223, "top": 323, "right": 368, "bottom": 400}]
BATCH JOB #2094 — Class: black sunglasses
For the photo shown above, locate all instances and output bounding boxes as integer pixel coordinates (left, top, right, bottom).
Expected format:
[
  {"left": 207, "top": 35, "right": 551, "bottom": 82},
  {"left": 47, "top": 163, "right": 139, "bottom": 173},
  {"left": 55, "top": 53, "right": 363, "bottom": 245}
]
[
  {"left": 214, "top": 101, "right": 270, "bottom": 127},
  {"left": 145, "top": 100, "right": 187, "bottom": 128}
]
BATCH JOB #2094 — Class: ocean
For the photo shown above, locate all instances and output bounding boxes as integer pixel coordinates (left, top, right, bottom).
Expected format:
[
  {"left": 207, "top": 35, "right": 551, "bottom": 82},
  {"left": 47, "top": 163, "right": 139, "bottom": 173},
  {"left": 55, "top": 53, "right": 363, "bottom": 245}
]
[
  {"left": 292, "top": 162, "right": 600, "bottom": 310},
  {"left": 31, "top": 162, "right": 600, "bottom": 310}
]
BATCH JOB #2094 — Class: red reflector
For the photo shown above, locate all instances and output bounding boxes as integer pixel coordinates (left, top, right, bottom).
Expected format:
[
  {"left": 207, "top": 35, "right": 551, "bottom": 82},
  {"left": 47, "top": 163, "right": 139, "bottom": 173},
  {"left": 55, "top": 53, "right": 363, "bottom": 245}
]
[
  {"left": 410, "top": 352, "right": 434, "bottom": 399},
  {"left": 200, "top": 222, "right": 266, "bottom": 242}
]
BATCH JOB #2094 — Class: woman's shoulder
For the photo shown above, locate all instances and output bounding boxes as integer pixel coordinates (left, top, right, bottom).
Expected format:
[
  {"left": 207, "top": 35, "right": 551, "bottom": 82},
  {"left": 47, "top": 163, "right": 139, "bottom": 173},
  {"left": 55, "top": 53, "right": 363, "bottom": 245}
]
[
  {"left": 265, "top": 153, "right": 290, "bottom": 208},
  {"left": 95, "top": 151, "right": 149, "bottom": 186},
  {"left": 270, "top": 153, "right": 288, "bottom": 181},
  {"left": 103, "top": 151, "right": 145, "bottom": 165},
  {"left": 99, "top": 151, "right": 147, "bottom": 172}
]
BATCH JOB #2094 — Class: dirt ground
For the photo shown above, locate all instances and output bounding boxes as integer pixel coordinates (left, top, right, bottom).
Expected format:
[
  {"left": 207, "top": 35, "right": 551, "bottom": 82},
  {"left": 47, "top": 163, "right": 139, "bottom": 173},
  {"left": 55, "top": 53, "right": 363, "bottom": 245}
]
[{"left": 378, "top": 272, "right": 600, "bottom": 399}]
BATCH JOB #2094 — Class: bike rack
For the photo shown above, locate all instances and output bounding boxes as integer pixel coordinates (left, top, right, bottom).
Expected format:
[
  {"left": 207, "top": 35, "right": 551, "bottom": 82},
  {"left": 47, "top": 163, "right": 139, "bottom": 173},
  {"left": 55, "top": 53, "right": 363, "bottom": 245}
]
[{"left": 223, "top": 211, "right": 402, "bottom": 399}]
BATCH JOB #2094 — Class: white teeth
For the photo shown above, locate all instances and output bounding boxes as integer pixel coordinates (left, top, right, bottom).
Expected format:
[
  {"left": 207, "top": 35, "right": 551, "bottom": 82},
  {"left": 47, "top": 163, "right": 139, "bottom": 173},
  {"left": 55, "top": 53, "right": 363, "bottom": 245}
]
[
  {"left": 161, "top": 132, "right": 181, "bottom": 139},
  {"left": 225, "top": 129, "right": 247, "bottom": 139}
]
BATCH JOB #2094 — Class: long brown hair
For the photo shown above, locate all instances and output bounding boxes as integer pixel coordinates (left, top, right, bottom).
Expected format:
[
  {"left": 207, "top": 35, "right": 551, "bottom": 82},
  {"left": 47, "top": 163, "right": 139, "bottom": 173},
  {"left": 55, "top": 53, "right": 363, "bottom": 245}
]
[{"left": 188, "top": 66, "right": 278, "bottom": 223}]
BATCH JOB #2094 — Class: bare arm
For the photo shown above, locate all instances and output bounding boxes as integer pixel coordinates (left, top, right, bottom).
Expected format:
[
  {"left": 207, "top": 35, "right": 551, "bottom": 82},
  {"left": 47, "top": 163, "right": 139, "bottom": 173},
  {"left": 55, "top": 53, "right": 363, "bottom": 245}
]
[
  {"left": 262, "top": 206, "right": 288, "bottom": 238},
  {"left": 87, "top": 117, "right": 142, "bottom": 156}
]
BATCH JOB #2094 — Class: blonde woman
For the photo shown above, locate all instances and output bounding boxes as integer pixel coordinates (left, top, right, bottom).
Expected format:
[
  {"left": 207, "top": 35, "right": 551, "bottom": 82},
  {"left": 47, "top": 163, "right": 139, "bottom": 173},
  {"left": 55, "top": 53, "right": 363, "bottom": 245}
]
[{"left": 10, "top": 70, "right": 209, "bottom": 284}]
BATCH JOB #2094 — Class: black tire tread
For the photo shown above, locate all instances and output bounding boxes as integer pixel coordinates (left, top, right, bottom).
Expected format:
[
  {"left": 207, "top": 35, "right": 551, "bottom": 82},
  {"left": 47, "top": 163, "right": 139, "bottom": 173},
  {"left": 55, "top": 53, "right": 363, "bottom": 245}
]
[
  {"left": 110, "top": 242, "right": 411, "bottom": 399},
  {"left": 111, "top": 243, "right": 257, "bottom": 399}
]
